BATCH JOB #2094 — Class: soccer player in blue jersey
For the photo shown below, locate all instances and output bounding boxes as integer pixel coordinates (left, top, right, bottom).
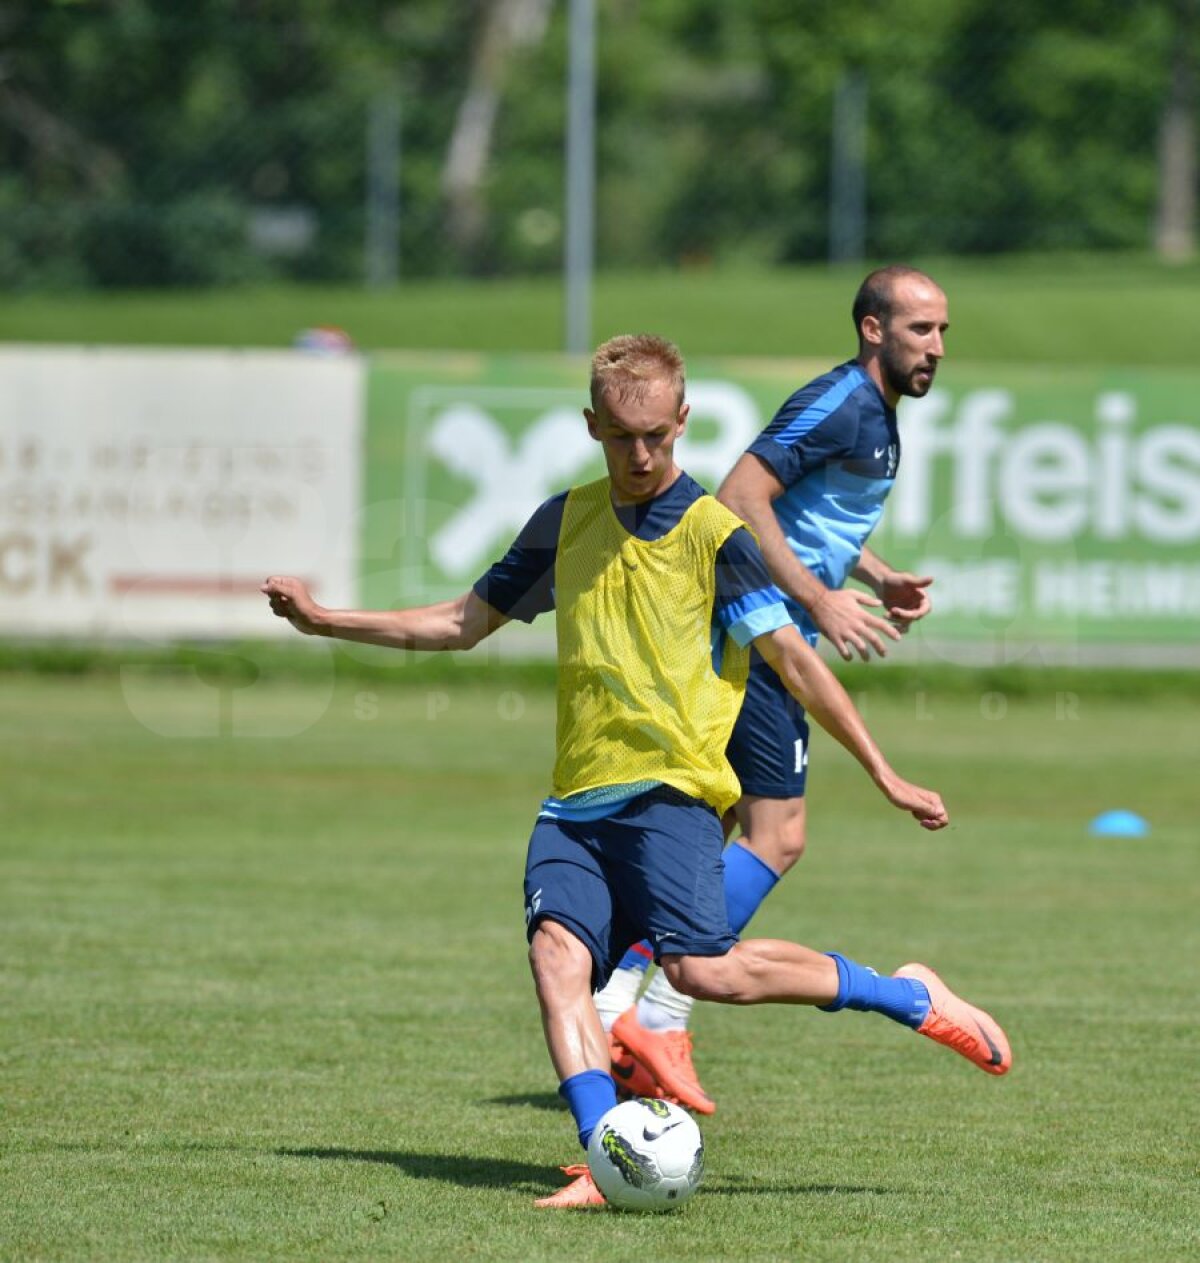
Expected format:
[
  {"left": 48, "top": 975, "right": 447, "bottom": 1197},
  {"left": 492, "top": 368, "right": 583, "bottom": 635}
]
[
  {"left": 263, "top": 332, "right": 1008, "bottom": 1211},
  {"left": 598, "top": 268, "right": 951, "bottom": 1114}
]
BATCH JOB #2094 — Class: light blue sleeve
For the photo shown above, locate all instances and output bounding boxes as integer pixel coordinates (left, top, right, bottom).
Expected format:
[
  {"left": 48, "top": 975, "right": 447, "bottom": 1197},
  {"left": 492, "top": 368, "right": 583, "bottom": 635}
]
[{"left": 719, "top": 585, "right": 793, "bottom": 648}]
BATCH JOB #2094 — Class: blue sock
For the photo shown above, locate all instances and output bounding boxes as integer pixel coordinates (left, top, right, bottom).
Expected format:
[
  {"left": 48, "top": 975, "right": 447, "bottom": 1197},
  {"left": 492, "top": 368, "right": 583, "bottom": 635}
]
[
  {"left": 819, "top": 952, "right": 931, "bottom": 1028},
  {"left": 723, "top": 841, "right": 781, "bottom": 933},
  {"left": 559, "top": 1069, "right": 618, "bottom": 1149},
  {"left": 615, "top": 940, "right": 654, "bottom": 973}
]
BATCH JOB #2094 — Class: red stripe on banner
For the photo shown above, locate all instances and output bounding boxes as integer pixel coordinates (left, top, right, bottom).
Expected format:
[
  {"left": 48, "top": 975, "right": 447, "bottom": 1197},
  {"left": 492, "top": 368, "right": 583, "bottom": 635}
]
[{"left": 110, "top": 575, "right": 313, "bottom": 597}]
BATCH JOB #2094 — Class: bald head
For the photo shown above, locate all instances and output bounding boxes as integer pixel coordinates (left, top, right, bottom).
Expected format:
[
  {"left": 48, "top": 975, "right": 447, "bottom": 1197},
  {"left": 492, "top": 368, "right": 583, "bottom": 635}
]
[{"left": 852, "top": 266, "right": 944, "bottom": 347}]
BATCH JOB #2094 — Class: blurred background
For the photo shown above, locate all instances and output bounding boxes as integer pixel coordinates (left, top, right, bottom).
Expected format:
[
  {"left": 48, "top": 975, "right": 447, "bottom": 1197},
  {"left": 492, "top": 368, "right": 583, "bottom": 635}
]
[
  {"left": 1, "top": 0, "right": 1194, "bottom": 291},
  {"left": 1, "top": 0, "right": 1198, "bottom": 662},
  {"left": 3, "top": 9, "right": 1198, "bottom": 1259}
]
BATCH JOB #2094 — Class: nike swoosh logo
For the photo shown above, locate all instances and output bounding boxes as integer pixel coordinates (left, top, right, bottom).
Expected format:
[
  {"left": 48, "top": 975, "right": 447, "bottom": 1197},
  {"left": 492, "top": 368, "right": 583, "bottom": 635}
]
[
  {"left": 611, "top": 1059, "right": 636, "bottom": 1081},
  {"left": 642, "top": 1121, "right": 684, "bottom": 1143},
  {"left": 874, "top": 447, "right": 886, "bottom": 459},
  {"left": 976, "top": 1019, "right": 1005, "bottom": 1066}
]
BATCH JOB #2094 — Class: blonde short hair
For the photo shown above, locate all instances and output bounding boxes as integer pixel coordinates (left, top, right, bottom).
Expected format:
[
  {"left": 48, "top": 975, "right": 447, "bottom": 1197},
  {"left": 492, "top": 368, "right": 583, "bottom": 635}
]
[{"left": 590, "top": 333, "right": 686, "bottom": 411}]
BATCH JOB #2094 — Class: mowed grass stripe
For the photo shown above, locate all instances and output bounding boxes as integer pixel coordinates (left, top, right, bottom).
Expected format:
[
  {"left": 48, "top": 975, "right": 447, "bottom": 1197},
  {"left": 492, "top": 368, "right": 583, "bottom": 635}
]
[
  {"left": 1, "top": 676, "right": 1196, "bottom": 1260},
  {"left": 2, "top": 253, "right": 1199, "bottom": 367}
]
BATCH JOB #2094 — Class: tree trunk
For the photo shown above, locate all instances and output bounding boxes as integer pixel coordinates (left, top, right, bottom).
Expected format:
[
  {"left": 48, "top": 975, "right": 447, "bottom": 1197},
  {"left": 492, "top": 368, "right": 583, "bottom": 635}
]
[
  {"left": 1155, "top": 1, "right": 1197, "bottom": 261},
  {"left": 442, "top": 0, "right": 553, "bottom": 267}
]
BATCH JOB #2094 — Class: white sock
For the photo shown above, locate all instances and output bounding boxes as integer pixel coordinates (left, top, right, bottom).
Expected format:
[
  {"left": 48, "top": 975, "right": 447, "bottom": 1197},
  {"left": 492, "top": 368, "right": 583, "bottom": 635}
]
[
  {"left": 637, "top": 970, "right": 696, "bottom": 1031},
  {"left": 594, "top": 966, "right": 646, "bottom": 1032}
]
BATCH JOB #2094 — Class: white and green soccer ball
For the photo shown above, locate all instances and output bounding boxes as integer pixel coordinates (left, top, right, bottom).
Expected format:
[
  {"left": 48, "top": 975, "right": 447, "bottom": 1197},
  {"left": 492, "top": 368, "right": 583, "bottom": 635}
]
[{"left": 587, "top": 1098, "right": 704, "bottom": 1212}]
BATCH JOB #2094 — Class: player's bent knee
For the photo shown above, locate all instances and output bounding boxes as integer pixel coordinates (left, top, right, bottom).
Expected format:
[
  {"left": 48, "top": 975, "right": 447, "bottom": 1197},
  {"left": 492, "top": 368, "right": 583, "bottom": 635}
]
[
  {"left": 528, "top": 919, "right": 592, "bottom": 992},
  {"left": 661, "top": 953, "right": 746, "bottom": 1004},
  {"left": 750, "top": 819, "right": 807, "bottom": 875},
  {"left": 776, "top": 831, "right": 806, "bottom": 871}
]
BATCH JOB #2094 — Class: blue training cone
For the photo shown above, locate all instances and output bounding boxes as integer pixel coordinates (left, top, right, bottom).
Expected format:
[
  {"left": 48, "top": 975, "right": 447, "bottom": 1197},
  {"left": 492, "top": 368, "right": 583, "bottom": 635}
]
[{"left": 1088, "top": 809, "right": 1149, "bottom": 838}]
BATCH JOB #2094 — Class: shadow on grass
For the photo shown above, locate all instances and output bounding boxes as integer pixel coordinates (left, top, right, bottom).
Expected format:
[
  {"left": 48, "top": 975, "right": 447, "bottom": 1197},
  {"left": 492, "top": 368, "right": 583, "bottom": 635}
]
[
  {"left": 278, "top": 1147, "right": 555, "bottom": 1192},
  {"left": 279, "top": 1147, "right": 898, "bottom": 1197},
  {"left": 482, "top": 1091, "right": 564, "bottom": 1111}
]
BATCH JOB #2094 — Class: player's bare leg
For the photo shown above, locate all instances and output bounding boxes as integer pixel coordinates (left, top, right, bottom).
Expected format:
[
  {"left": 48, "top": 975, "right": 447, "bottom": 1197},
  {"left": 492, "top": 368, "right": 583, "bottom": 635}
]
[
  {"left": 663, "top": 940, "right": 838, "bottom": 1005},
  {"left": 527, "top": 920, "right": 612, "bottom": 1208},
  {"left": 734, "top": 794, "right": 807, "bottom": 875},
  {"left": 528, "top": 920, "right": 610, "bottom": 1079},
  {"left": 661, "top": 944, "right": 1011, "bottom": 1076}
]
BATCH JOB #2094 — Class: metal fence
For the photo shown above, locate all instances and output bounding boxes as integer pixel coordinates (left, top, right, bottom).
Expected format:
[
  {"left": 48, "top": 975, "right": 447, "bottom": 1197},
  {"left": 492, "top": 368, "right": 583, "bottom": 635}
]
[{"left": 0, "top": 1, "right": 1194, "bottom": 291}]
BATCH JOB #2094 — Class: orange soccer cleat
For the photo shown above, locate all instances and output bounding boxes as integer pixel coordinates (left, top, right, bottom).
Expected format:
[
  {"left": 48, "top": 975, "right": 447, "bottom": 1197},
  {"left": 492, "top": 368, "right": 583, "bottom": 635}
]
[
  {"left": 533, "top": 1164, "right": 606, "bottom": 1209},
  {"left": 612, "top": 1008, "right": 715, "bottom": 1115},
  {"left": 608, "top": 1032, "right": 672, "bottom": 1102},
  {"left": 895, "top": 963, "right": 1012, "bottom": 1076}
]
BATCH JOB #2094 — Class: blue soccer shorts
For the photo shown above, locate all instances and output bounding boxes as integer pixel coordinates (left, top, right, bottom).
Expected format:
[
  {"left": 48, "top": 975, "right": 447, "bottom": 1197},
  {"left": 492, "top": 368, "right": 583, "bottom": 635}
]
[
  {"left": 523, "top": 786, "right": 736, "bottom": 989},
  {"left": 725, "top": 653, "right": 811, "bottom": 799}
]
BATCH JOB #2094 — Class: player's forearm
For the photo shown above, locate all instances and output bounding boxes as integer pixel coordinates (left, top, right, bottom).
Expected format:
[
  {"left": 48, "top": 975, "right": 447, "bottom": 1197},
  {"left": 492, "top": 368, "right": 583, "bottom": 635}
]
[
  {"left": 850, "top": 546, "right": 891, "bottom": 595},
  {"left": 757, "top": 630, "right": 894, "bottom": 788},
  {"left": 781, "top": 656, "right": 891, "bottom": 785},
  {"left": 311, "top": 598, "right": 481, "bottom": 651},
  {"left": 761, "top": 531, "right": 832, "bottom": 615}
]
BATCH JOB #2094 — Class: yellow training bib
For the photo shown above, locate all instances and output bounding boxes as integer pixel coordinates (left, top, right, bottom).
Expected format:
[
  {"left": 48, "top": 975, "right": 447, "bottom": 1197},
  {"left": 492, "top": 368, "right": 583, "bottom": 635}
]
[{"left": 552, "top": 477, "right": 749, "bottom": 816}]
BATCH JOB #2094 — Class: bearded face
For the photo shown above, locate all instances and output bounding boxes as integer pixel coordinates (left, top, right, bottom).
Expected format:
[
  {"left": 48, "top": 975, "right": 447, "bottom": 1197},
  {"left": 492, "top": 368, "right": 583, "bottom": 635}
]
[
  {"left": 872, "top": 278, "right": 947, "bottom": 402},
  {"left": 880, "top": 334, "right": 939, "bottom": 399}
]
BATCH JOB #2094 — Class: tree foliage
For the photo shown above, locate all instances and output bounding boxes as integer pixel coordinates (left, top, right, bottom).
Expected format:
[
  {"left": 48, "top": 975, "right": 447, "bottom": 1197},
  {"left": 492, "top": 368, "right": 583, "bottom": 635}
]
[{"left": 0, "top": 0, "right": 1191, "bottom": 288}]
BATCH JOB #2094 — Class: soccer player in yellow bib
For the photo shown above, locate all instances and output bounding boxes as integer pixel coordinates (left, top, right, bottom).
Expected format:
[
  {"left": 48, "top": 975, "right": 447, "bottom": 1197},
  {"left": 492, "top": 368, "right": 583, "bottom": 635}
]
[{"left": 262, "top": 333, "right": 1010, "bottom": 1211}]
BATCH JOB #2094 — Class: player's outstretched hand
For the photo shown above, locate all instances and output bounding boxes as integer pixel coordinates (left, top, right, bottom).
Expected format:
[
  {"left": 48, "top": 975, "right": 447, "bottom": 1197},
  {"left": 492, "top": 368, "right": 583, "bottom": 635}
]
[
  {"left": 879, "top": 775, "right": 949, "bottom": 831},
  {"left": 877, "top": 571, "right": 934, "bottom": 633},
  {"left": 811, "top": 587, "right": 903, "bottom": 661},
  {"left": 261, "top": 575, "right": 326, "bottom": 636}
]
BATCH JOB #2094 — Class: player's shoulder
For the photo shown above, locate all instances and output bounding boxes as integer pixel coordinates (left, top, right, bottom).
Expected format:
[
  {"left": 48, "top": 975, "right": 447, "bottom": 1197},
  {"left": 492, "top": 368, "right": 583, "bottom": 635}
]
[
  {"left": 764, "top": 360, "right": 876, "bottom": 444},
  {"left": 531, "top": 487, "right": 572, "bottom": 523},
  {"left": 677, "top": 481, "right": 752, "bottom": 555},
  {"left": 671, "top": 472, "right": 736, "bottom": 522},
  {"left": 538, "top": 488, "right": 573, "bottom": 512},
  {"left": 517, "top": 488, "right": 571, "bottom": 545},
  {"left": 644, "top": 472, "right": 741, "bottom": 544},
  {"left": 714, "top": 521, "right": 762, "bottom": 565},
  {"left": 783, "top": 359, "right": 873, "bottom": 416}
]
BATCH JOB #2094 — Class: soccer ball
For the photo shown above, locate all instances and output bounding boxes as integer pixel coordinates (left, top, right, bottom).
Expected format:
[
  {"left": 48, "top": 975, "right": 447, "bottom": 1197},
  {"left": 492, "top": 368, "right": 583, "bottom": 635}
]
[{"left": 587, "top": 1098, "right": 704, "bottom": 1212}]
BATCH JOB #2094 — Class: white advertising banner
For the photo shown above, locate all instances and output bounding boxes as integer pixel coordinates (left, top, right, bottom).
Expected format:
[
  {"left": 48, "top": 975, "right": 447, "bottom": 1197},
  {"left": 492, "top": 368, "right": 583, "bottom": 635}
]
[{"left": 0, "top": 346, "right": 362, "bottom": 639}]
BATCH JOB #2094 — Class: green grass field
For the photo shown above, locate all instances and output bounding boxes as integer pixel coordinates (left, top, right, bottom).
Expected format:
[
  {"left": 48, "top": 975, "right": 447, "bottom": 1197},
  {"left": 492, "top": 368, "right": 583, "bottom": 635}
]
[
  {"left": 3, "top": 672, "right": 1197, "bottom": 1261},
  {"left": 3, "top": 252, "right": 1199, "bottom": 366}
]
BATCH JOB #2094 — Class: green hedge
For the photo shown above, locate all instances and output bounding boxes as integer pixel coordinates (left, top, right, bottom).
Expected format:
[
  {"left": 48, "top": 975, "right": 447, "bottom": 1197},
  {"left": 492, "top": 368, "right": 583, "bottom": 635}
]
[{"left": 3, "top": 640, "right": 1195, "bottom": 701}]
